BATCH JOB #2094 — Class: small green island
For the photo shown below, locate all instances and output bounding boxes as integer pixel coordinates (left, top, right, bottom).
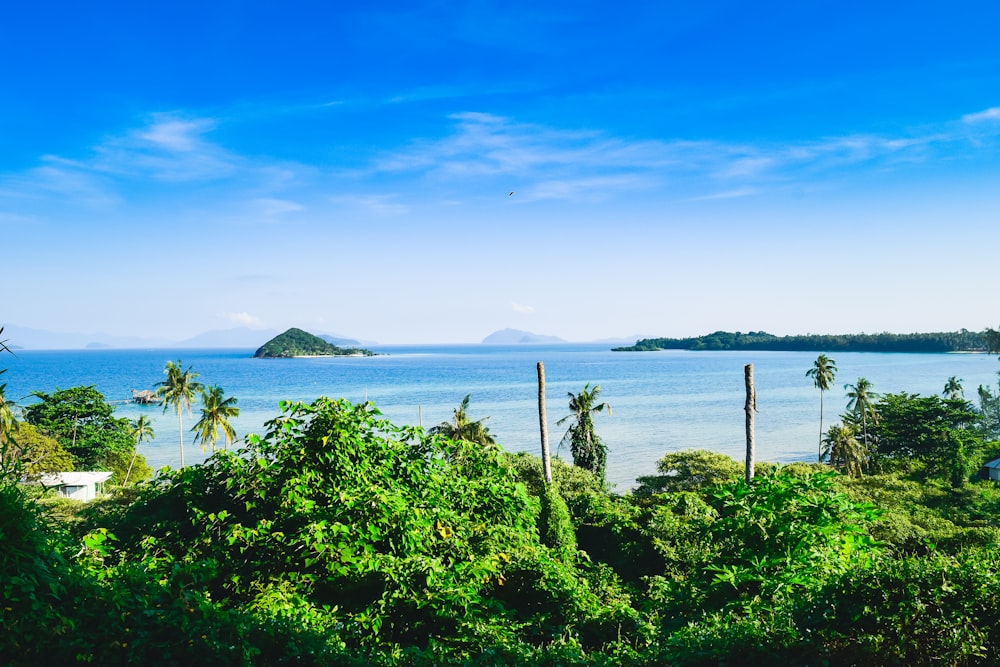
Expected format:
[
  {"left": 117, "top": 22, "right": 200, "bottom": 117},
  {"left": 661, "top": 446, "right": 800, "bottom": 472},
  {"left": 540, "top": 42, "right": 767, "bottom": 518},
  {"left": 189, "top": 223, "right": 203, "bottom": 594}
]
[
  {"left": 253, "top": 327, "right": 375, "bottom": 358},
  {"left": 614, "top": 329, "right": 998, "bottom": 353}
]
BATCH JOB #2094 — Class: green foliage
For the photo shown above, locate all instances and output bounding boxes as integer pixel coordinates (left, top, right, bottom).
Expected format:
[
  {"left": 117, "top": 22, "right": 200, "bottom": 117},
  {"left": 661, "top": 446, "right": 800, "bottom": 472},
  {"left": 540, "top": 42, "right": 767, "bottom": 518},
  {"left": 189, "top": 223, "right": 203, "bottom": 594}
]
[
  {"left": 794, "top": 548, "right": 1000, "bottom": 666},
  {"left": 558, "top": 384, "right": 611, "bottom": 482},
  {"left": 538, "top": 482, "right": 576, "bottom": 562},
  {"left": 634, "top": 449, "right": 742, "bottom": 496},
  {"left": 976, "top": 379, "right": 1000, "bottom": 439},
  {"left": 646, "top": 468, "right": 881, "bottom": 614},
  {"left": 156, "top": 360, "right": 203, "bottom": 467},
  {"left": 822, "top": 423, "right": 867, "bottom": 476},
  {"left": 506, "top": 452, "right": 608, "bottom": 520},
  {"left": 254, "top": 327, "right": 373, "bottom": 358},
  {"left": 428, "top": 394, "right": 496, "bottom": 447},
  {"left": 0, "top": 479, "right": 71, "bottom": 664},
  {"left": 192, "top": 384, "right": 240, "bottom": 452},
  {"left": 874, "top": 393, "right": 987, "bottom": 485},
  {"left": 838, "top": 473, "right": 1000, "bottom": 554},
  {"left": 99, "top": 398, "right": 633, "bottom": 658},
  {"left": 4, "top": 421, "right": 75, "bottom": 476},
  {"left": 22, "top": 385, "right": 134, "bottom": 473}
]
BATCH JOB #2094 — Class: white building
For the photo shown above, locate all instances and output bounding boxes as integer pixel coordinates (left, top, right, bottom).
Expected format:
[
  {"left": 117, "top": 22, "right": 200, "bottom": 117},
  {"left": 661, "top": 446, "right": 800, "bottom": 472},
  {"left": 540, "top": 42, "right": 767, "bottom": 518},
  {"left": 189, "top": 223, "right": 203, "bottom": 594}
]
[
  {"left": 35, "top": 471, "right": 114, "bottom": 502},
  {"left": 978, "top": 458, "right": 1000, "bottom": 482}
]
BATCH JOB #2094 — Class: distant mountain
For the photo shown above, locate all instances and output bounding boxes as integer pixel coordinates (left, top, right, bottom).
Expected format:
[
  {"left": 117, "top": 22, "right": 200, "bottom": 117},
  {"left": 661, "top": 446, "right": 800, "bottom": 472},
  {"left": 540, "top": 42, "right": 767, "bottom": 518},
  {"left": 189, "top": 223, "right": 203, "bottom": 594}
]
[
  {"left": 254, "top": 328, "right": 375, "bottom": 358},
  {"left": 177, "top": 327, "right": 281, "bottom": 348},
  {"left": 2, "top": 324, "right": 171, "bottom": 349},
  {"left": 319, "top": 334, "right": 363, "bottom": 347},
  {"left": 481, "top": 329, "right": 568, "bottom": 344},
  {"left": 0, "top": 323, "right": 372, "bottom": 350}
]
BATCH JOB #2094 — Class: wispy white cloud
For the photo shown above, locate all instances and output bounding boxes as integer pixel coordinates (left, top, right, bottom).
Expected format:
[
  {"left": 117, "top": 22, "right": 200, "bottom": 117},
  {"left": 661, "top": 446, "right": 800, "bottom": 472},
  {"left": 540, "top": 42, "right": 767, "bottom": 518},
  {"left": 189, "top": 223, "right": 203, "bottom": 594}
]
[
  {"left": 681, "top": 187, "right": 759, "bottom": 202},
  {"left": 92, "top": 113, "right": 239, "bottom": 181},
  {"left": 0, "top": 159, "right": 122, "bottom": 208},
  {"left": 0, "top": 113, "right": 308, "bottom": 215},
  {"left": 222, "top": 311, "right": 266, "bottom": 328},
  {"left": 962, "top": 107, "right": 1000, "bottom": 123},
  {"left": 370, "top": 108, "right": 1000, "bottom": 200},
  {"left": 330, "top": 193, "right": 410, "bottom": 216},
  {"left": 250, "top": 197, "right": 305, "bottom": 220},
  {"left": 512, "top": 302, "right": 535, "bottom": 314}
]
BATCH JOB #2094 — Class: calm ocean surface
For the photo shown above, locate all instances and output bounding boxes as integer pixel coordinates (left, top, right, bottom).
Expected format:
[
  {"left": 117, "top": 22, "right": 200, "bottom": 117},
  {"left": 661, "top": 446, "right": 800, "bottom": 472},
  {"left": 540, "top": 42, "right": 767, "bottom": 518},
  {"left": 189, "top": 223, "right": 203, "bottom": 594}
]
[{"left": 4, "top": 344, "right": 1000, "bottom": 489}]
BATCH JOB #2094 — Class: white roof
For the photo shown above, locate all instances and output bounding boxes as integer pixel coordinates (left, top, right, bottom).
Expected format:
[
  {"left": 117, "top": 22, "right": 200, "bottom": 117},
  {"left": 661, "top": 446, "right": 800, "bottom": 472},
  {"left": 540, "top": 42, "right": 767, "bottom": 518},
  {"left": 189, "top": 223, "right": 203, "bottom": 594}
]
[{"left": 36, "top": 471, "right": 113, "bottom": 486}]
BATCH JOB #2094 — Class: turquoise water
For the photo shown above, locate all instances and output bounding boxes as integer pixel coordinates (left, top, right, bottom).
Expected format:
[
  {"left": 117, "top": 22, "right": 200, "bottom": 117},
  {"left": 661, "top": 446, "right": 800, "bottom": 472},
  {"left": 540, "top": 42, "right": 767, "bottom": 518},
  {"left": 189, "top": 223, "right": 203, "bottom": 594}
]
[{"left": 4, "top": 344, "right": 1000, "bottom": 489}]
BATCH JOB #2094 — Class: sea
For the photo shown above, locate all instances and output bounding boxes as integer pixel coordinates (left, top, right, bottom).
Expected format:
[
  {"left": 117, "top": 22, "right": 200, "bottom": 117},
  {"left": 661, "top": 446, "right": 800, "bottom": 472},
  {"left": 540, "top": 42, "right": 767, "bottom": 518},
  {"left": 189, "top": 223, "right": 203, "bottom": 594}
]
[{"left": 4, "top": 344, "right": 1000, "bottom": 490}]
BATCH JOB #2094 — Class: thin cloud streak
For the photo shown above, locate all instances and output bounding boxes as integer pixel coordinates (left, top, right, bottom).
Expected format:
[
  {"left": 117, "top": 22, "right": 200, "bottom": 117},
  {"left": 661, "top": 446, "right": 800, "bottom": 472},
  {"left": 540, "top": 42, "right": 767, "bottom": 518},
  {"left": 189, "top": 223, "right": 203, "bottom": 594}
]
[{"left": 371, "top": 110, "right": 1000, "bottom": 200}]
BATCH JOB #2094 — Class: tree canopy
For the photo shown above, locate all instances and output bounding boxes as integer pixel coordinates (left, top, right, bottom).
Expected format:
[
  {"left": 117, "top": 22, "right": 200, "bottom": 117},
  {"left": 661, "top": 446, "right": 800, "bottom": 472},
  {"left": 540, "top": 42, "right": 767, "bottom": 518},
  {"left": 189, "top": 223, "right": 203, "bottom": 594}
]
[{"left": 23, "top": 386, "right": 134, "bottom": 473}]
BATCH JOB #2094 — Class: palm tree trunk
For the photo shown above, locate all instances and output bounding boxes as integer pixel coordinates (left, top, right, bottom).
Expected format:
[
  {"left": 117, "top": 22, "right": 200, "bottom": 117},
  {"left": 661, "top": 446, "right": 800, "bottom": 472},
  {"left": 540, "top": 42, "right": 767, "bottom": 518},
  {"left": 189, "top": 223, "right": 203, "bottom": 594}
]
[
  {"left": 744, "top": 364, "right": 756, "bottom": 483},
  {"left": 818, "top": 391, "right": 824, "bottom": 462},
  {"left": 537, "top": 361, "right": 552, "bottom": 484},
  {"left": 124, "top": 450, "right": 137, "bottom": 485},
  {"left": 177, "top": 410, "right": 185, "bottom": 467}
]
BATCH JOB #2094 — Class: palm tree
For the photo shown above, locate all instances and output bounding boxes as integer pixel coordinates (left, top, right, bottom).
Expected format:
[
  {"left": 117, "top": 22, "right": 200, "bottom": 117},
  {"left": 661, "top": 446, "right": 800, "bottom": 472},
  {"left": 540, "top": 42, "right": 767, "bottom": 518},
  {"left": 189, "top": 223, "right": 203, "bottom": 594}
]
[
  {"left": 807, "top": 354, "right": 837, "bottom": 462},
  {"left": 943, "top": 376, "right": 964, "bottom": 400},
  {"left": 844, "top": 377, "right": 878, "bottom": 449},
  {"left": 155, "top": 360, "right": 203, "bottom": 467},
  {"left": 429, "top": 394, "right": 496, "bottom": 447},
  {"left": 557, "top": 383, "right": 612, "bottom": 481},
  {"left": 192, "top": 385, "right": 240, "bottom": 452},
  {"left": 124, "top": 415, "right": 155, "bottom": 485},
  {"left": 822, "top": 423, "right": 866, "bottom": 477}
]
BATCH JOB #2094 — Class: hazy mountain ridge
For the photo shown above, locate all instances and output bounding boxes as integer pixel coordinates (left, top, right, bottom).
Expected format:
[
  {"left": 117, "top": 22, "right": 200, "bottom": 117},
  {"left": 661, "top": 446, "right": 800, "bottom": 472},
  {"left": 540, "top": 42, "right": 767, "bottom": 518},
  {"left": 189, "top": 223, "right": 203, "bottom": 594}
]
[
  {"left": 1, "top": 324, "right": 374, "bottom": 350},
  {"left": 481, "top": 328, "right": 568, "bottom": 344}
]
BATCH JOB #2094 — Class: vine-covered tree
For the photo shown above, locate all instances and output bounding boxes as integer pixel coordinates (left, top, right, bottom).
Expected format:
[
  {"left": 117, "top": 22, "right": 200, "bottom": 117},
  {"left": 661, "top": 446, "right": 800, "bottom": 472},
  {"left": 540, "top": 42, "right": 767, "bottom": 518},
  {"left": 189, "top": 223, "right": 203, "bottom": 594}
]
[
  {"left": 155, "top": 360, "right": 203, "bottom": 467},
  {"left": 558, "top": 384, "right": 611, "bottom": 481},
  {"left": 807, "top": 355, "right": 837, "bottom": 462},
  {"left": 192, "top": 385, "right": 240, "bottom": 452}
]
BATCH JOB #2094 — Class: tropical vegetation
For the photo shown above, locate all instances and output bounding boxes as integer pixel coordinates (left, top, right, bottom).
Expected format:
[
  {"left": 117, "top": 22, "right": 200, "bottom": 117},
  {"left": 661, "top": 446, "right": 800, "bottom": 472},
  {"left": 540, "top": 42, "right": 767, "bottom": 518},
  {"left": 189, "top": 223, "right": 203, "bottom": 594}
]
[
  {"left": 429, "top": 394, "right": 496, "bottom": 447},
  {"left": 192, "top": 384, "right": 240, "bottom": 452},
  {"left": 22, "top": 385, "right": 150, "bottom": 483},
  {"left": 807, "top": 354, "right": 837, "bottom": 461},
  {"left": 6, "top": 329, "right": 1000, "bottom": 665},
  {"left": 156, "top": 359, "right": 203, "bottom": 467},
  {"left": 558, "top": 384, "right": 612, "bottom": 482}
]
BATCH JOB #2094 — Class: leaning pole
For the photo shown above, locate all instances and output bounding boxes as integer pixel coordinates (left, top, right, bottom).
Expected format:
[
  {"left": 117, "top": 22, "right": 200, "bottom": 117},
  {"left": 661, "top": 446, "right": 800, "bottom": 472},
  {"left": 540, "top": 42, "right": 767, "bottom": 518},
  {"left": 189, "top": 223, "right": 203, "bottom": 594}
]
[
  {"left": 745, "top": 363, "right": 756, "bottom": 483},
  {"left": 537, "top": 361, "right": 552, "bottom": 484}
]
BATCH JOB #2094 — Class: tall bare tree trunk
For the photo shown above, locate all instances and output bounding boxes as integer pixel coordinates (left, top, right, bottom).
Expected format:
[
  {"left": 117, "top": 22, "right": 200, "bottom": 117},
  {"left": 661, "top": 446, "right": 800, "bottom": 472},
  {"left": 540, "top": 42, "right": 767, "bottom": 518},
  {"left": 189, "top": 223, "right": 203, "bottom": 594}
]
[
  {"left": 537, "top": 361, "right": 552, "bottom": 484},
  {"left": 818, "top": 391, "right": 824, "bottom": 462},
  {"left": 744, "top": 363, "right": 756, "bottom": 483},
  {"left": 178, "top": 412, "right": 185, "bottom": 468}
]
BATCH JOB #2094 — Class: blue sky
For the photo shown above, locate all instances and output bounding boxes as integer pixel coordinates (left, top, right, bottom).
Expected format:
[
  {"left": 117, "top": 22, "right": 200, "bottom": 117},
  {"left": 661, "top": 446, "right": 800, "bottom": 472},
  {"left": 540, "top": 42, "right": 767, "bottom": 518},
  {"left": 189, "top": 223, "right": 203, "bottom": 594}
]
[{"left": 3, "top": 1, "right": 999, "bottom": 344}]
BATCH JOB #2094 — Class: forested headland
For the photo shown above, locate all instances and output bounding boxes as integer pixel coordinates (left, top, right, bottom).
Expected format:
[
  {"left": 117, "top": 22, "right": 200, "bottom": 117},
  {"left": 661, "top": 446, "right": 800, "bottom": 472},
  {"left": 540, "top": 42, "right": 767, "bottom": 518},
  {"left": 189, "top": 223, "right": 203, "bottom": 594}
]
[
  {"left": 254, "top": 327, "right": 375, "bottom": 358},
  {"left": 614, "top": 329, "right": 999, "bottom": 353}
]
